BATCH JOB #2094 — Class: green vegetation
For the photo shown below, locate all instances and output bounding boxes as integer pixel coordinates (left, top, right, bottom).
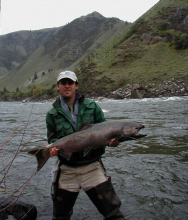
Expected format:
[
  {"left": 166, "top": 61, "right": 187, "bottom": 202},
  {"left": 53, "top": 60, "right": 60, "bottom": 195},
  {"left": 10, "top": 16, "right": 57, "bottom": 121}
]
[{"left": 0, "top": 84, "right": 56, "bottom": 101}]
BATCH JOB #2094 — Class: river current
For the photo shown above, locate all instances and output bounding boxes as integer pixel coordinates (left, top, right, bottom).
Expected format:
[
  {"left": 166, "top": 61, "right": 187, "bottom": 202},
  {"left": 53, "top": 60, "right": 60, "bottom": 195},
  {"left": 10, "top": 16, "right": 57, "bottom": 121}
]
[{"left": 0, "top": 96, "right": 188, "bottom": 220}]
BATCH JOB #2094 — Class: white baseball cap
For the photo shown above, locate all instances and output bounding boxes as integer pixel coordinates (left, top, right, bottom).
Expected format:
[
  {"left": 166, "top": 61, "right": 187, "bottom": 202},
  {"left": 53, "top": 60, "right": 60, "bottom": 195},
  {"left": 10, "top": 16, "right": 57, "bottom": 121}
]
[{"left": 57, "top": 70, "right": 78, "bottom": 82}]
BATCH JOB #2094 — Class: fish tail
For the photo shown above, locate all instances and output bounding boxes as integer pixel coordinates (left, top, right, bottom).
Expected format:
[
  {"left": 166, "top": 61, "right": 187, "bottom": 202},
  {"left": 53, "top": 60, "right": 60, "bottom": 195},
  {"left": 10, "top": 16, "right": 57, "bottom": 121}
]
[{"left": 28, "top": 148, "right": 50, "bottom": 171}]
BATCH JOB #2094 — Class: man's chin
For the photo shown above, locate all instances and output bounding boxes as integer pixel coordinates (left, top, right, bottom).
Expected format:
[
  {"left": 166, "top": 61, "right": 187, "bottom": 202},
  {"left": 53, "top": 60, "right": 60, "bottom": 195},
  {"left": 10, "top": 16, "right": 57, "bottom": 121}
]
[{"left": 63, "top": 92, "right": 71, "bottom": 97}]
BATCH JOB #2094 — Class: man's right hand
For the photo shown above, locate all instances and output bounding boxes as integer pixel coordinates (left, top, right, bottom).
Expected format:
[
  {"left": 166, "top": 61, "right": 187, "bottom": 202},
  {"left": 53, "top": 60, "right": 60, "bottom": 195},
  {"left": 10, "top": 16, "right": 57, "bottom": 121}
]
[{"left": 46, "top": 145, "right": 59, "bottom": 157}]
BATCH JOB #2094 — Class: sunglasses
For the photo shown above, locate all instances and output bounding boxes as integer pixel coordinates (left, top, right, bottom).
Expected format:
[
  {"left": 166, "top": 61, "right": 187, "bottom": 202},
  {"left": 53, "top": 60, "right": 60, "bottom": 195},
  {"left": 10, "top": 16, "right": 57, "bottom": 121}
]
[{"left": 60, "top": 79, "right": 74, "bottom": 85}]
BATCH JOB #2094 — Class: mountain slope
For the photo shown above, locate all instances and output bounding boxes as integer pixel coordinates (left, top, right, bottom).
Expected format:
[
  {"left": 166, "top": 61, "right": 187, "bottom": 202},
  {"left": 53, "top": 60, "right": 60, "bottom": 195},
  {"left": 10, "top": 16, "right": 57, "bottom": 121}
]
[
  {"left": 75, "top": 0, "right": 188, "bottom": 96},
  {"left": 0, "top": 12, "right": 129, "bottom": 92},
  {"left": 0, "top": 28, "right": 59, "bottom": 76}
]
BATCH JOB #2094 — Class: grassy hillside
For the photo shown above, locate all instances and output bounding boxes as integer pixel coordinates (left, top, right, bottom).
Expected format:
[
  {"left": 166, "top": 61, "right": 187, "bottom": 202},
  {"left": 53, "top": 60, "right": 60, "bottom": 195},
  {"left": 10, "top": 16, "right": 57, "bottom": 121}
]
[{"left": 75, "top": 0, "right": 188, "bottom": 96}]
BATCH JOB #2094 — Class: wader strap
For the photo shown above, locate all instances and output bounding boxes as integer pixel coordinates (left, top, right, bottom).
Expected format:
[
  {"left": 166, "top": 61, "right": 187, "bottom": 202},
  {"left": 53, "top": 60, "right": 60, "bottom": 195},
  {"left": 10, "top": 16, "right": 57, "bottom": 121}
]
[
  {"left": 53, "top": 166, "right": 61, "bottom": 195},
  {"left": 98, "top": 158, "right": 106, "bottom": 173}
]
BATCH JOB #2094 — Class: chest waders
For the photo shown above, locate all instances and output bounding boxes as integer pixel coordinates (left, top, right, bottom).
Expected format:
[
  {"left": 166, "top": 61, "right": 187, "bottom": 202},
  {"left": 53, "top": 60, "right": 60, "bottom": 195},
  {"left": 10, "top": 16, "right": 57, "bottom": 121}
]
[
  {"left": 52, "top": 188, "right": 79, "bottom": 220},
  {"left": 85, "top": 177, "right": 125, "bottom": 220},
  {"left": 52, "top": 170, "right": 124, "bottom": 220}
]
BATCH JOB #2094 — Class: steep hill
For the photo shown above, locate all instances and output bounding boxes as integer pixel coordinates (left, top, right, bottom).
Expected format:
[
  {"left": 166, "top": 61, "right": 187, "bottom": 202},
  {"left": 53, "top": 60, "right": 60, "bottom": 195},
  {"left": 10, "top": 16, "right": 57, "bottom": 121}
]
[
  {"left": 0, "top": 12, "right": 129, "bottom": 92},
  {"left": 75, "top": 0, "right": 188, "bottom": 97},
  {"left": 0, "top": 28, "right": 59, "bottom": 76}
]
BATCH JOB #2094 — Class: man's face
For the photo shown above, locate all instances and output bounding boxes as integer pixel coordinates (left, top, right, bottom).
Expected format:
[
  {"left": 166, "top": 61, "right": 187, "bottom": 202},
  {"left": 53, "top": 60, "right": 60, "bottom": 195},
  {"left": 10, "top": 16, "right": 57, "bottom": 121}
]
[{"left": 57, "top": 78, "right": 78, "bottom": 103}]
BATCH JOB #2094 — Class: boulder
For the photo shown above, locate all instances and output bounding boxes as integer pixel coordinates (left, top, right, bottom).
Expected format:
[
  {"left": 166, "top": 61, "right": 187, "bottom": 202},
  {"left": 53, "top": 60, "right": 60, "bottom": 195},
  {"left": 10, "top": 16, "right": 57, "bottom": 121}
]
[{"left": 0, "top": 197, "right": 37, "bottom": 220}]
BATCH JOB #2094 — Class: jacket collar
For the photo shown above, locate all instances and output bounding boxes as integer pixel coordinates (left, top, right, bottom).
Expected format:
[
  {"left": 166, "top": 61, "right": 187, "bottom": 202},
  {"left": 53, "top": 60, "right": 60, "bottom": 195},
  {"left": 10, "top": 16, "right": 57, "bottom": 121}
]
[{"left": 53, "top": 92, "right": 83, "bottom": 106}]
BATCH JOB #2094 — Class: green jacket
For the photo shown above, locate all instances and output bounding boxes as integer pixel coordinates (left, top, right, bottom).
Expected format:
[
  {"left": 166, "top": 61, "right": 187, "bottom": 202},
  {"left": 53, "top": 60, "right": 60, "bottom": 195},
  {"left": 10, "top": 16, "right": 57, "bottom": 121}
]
[{"left": 46, "top": 95, "right": 106, "bottom": 166}]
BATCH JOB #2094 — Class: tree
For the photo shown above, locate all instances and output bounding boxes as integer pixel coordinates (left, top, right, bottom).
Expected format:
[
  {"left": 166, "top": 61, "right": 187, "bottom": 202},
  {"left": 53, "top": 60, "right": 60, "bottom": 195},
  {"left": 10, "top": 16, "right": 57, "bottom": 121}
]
[
  {"left": 34, "top": 72, "right": 38, "bottom": 80},
  {"left": 3, "top": 87, "right": 7, "bottom": 93},
  {"left": 174, "top": 34, "right": 188, "bottom": 50}
]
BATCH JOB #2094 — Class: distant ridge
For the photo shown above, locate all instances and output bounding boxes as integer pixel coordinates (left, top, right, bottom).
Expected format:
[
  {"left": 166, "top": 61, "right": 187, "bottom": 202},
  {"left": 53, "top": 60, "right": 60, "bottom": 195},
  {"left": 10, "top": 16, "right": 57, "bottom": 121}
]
[
  {"left": 0, "top": 28, "right": 60, "bottom": 76},
  {"left": 0, "top": 12, "right": 128, "bottom": 91}
]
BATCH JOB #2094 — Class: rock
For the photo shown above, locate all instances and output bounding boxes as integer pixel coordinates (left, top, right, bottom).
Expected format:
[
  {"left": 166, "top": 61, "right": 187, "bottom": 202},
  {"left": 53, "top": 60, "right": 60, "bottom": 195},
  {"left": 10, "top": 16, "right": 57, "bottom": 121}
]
[
  {"left": 130, "top": 84, "right": 146, "bottom": 99},
  {"left": 131, "top": 89, "right": 146, "bottom": 99},
  {"left": 113, "top": 92, "right": 124, "bottom": 99},
  {"left": 132, "top": 84, "right": 140, "bottom": 90},
  {"left": 141, "top": 33, "right": 167, "bottom": 44},
  {"left": 0, "top": 197, "right": 37, "bottom": 220}
]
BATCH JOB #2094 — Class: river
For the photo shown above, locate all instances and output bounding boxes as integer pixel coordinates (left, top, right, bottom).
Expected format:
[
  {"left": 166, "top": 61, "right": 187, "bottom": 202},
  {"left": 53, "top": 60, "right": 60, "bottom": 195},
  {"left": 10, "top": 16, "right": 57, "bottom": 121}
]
[{"left": 0, "top": 96, "right": 188, "bottom": 220}]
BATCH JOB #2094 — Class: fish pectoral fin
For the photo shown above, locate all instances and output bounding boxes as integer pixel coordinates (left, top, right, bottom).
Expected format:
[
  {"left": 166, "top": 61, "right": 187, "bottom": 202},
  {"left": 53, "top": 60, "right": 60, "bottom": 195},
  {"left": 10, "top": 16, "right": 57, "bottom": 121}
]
[
  {"left": 83, "top": 147, "right": 92, "bottom": 157},
  {"left": 61, "top": 152, "right": 73, "bottom": 161}
]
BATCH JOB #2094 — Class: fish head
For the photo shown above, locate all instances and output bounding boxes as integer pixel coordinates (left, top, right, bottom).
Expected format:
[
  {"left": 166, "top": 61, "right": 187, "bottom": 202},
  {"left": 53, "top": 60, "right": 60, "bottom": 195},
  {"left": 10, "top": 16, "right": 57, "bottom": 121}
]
[{"left": 121, "top": 123, "right": 146, "bottom": 139}]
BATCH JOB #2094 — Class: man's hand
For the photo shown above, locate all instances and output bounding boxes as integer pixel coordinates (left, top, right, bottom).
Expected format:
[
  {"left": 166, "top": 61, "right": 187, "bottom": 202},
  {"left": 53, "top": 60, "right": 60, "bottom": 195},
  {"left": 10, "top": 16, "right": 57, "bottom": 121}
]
[
  {"left": 108, "top": 138, "right": 120, "bottom": 147},
  {"left": 46, "top": 145, "right": 59, "bottom": 157}
]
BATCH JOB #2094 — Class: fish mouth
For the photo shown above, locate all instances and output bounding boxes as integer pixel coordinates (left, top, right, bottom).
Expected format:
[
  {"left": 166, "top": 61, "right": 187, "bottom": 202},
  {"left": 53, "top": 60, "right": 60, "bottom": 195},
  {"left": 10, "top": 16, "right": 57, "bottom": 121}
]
[
  {"left": 136, "top": 124, "right": 145, "bottom": 129},
  {"left": 135, "top": 124, "right": 146, "bottom": 138},
  {"left": 135, "top": 133, "right": 147, "bottom": 138}
]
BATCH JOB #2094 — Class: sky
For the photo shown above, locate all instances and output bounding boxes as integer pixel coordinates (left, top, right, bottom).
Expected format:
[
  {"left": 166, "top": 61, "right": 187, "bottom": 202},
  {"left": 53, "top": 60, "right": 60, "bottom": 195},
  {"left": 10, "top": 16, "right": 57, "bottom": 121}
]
[{"left": 0, "top": 0, "right": 159, "bottom": 35}]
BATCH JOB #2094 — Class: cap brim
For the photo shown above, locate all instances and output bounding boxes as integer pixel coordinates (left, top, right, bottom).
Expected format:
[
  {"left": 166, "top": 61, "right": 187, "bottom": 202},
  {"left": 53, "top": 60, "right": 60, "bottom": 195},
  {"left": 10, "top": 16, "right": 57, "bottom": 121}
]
[{"left": 57, "top": 76, "right": 77, "bottom": 82}]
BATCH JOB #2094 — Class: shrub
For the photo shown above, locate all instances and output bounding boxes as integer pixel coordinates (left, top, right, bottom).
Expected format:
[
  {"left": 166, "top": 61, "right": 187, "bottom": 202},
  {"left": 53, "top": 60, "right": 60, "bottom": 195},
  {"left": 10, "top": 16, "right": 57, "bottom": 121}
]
[
  {"left": 174, "top": 34, "right": 188, "bottom": 50},
  {"left": 33, "top": 86, "right": 42, "bottom": 96},
  {"left": 158, "top": 22, "right": 170, "bottom": 31}
]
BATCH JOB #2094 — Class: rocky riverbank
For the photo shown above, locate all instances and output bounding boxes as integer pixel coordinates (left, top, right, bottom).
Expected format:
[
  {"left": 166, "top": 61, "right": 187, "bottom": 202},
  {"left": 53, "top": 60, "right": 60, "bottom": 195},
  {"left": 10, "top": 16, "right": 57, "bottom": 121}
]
[
  {"left": 108, "top": 79, "right": 188, "bottom": 100},
  {"left": 29, "top": 78, "right": 188, "bottom": 102},
  {"left": 1, "top": 79, "right": 188, "bottom": 102}
]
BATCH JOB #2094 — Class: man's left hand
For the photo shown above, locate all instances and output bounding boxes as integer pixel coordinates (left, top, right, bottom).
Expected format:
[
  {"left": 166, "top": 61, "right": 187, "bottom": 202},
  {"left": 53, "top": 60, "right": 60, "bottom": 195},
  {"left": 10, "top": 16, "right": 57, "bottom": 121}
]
[{"left": 109, "top": 138, "right": 120, "bottom": 147}]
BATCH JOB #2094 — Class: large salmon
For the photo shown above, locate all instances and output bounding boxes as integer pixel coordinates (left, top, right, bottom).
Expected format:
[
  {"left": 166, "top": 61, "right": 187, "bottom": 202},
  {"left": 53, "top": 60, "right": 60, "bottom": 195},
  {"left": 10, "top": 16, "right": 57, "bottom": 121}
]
[{"left": 29, "top": 121, "right": 146, "bottom": 171}]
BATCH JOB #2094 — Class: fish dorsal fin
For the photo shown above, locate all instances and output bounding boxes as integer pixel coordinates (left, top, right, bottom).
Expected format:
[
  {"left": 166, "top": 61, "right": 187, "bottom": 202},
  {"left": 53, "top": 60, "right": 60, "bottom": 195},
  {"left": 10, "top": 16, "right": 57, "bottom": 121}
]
[{"left": 80, "top": 124, "right": 93, "bottom": 131}]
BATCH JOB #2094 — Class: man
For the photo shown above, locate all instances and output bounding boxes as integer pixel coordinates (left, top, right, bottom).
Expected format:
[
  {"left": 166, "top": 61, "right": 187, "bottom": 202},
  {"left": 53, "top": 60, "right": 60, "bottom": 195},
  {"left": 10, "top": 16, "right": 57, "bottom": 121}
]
[{"left": 46, "top": 70, "right": 125, "bottom": 220}]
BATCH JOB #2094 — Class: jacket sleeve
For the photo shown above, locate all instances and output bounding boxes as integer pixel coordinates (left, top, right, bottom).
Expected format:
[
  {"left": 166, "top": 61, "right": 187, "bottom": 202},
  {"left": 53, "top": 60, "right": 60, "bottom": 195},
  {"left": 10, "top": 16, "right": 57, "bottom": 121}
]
[{"left": 46, "top": 112, "right": 59, "bottom": 144}]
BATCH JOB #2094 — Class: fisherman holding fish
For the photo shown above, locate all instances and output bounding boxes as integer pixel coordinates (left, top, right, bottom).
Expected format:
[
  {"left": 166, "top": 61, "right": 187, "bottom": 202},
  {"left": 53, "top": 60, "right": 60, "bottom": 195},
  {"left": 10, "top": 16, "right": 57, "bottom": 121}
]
[{"left": 45, "top": 70, "right": 125, "bottom": 219}]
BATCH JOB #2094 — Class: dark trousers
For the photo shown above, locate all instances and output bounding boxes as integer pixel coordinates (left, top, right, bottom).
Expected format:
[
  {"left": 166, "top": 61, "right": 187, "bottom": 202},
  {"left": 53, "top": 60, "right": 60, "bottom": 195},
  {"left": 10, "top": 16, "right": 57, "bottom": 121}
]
[{"left": 52, "top": 177, "right": 125, "bottom": 220}]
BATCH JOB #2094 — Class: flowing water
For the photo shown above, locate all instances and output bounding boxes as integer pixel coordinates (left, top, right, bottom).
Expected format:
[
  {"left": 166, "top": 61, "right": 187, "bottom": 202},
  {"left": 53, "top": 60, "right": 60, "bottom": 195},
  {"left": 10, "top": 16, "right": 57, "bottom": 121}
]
[{"left": 0, "top": 97, "right": 188, "bottom": 220}]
